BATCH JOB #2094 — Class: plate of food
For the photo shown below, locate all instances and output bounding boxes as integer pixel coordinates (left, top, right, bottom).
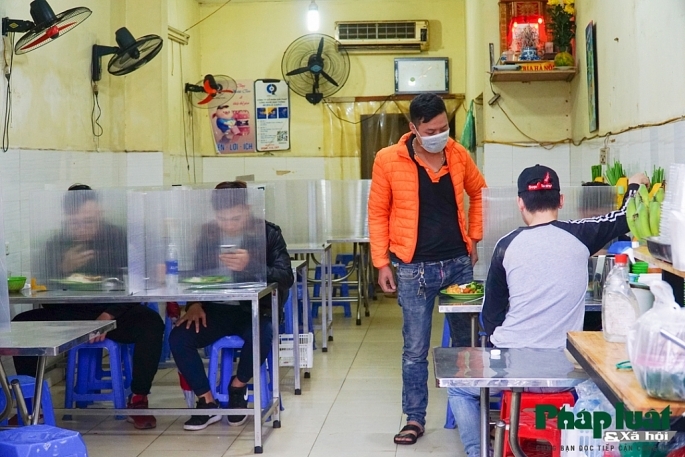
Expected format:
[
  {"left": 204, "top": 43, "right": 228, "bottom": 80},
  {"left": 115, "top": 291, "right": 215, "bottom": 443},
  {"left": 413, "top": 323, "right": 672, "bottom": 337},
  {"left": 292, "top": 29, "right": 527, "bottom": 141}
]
[
  {"left": 440, "top": 281, "right": 485, "bottom": 301},
  {"left": 180, "top": 276, "right": 231, "bottom": 284},
  {"left": 52, "top": 273, "right": 105, "bottom": 290}
]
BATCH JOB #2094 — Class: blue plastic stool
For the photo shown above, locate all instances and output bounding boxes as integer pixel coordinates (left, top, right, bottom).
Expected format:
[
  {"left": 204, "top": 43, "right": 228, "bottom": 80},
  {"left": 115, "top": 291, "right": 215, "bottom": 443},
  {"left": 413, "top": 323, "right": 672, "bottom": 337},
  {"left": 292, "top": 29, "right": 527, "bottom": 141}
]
[
  {"left": 0, "top": 376, "right": 56, "bottom": 426},
  {"left": 335, "top": 253, "right": 355, "bottom": 266},
  {"left": 0, "top": 425, "right": 87, "bottom": 457},
  {"left": 207, "top": 336, "right": 271, "bottom": 410},
  {"left": 312, "top": 264, "right": 351, "bottom": 318},
  {"left": 64, "top": 340, "right": 132, "bottom": 418},
  {"left": 146, "top": 302, "right": 174, "bottom": 363}
]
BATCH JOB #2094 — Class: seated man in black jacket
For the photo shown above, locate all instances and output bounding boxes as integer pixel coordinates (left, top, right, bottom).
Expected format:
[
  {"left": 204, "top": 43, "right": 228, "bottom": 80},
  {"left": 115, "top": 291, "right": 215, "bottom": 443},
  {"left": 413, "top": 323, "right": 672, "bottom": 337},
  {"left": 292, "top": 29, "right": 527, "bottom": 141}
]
[
  {"left": 169, "top": 181, "right": 294, "bottom": 431},
  {"left": 13, "top": 184, "right": 164, "bottom": 430}
]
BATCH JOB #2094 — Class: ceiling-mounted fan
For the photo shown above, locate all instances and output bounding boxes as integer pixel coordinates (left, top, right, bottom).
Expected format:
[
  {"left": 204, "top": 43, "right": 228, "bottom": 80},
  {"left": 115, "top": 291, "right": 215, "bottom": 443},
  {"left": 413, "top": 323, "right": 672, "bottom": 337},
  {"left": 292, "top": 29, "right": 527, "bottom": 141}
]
[
  {"left": 281, "top": 34, "right": 350, "bottom": 105},
  {"left": 185, "top": 74, "right": 237, "bottom": 109},
  {"left": 91, "top": 27, "right": 163, "bottom": 81},
  {"left": 1, "top": 0, "right": 91, "bottom": 54}
]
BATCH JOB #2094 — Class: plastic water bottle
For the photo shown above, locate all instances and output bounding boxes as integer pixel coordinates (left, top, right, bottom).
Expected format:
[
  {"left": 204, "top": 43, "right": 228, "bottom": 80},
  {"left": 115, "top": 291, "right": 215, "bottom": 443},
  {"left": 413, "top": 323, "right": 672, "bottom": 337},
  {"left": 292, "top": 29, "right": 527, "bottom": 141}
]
[
  {"left": 602, "top": 254, "right": 639, "bottom": 342},
  {"left": 165, "top": 243, "right": 179, "bottom": 292}
]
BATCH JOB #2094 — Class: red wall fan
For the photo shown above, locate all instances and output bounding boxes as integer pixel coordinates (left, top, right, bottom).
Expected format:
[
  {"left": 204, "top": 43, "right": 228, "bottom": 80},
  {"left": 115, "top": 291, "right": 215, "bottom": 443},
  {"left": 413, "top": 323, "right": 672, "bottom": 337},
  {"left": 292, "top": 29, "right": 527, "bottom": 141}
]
[{"left": 1, "top": 0, "right": 91, "bottom": 54}]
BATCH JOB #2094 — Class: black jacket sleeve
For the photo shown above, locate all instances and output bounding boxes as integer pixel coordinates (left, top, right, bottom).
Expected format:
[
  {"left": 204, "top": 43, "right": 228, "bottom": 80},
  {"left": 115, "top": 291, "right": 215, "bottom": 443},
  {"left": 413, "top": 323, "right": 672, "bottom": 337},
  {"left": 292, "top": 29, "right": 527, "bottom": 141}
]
[
  {"left": 257, "top": 222, "right": 294, "bottom": 316},
  {"left": 555, "top": 183, "right": 638, "bottom": 255}
]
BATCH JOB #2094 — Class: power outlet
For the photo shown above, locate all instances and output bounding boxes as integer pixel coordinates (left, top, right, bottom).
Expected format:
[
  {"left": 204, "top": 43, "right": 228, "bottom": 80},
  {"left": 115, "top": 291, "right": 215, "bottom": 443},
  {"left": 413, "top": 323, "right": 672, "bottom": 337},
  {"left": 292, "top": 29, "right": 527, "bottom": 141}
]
[{"left": 599, "top": 147, "right": 609, "bottom": 165}]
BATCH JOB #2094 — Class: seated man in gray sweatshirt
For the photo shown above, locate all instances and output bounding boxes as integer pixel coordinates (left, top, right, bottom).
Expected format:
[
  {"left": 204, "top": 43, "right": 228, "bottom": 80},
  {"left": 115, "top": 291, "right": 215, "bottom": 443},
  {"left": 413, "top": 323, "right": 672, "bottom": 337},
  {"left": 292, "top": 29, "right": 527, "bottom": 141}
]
[{"left": 448, "top": 164, "right": 648, "bottom": 457}]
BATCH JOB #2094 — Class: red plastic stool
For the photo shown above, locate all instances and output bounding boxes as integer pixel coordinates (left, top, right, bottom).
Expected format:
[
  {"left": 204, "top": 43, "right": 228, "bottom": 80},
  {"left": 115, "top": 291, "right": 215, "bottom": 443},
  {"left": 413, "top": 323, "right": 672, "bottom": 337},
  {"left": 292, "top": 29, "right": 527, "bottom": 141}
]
[{"left": 500, "top": 391, "right": 575, "bottom": 457}]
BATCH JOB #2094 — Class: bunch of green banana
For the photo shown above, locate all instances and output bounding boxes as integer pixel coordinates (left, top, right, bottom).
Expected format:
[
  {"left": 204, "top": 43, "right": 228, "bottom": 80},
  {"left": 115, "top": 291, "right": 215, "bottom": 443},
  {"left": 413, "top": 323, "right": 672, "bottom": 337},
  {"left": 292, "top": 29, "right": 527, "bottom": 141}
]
[{"left": 626, "top": 184, "right": 665, "bottom": 240}]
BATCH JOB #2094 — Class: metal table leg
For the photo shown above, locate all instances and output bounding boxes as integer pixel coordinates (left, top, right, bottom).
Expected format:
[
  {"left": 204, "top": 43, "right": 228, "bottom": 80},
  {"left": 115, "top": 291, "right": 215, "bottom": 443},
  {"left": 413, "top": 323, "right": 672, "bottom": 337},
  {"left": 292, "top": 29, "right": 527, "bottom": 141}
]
[
  {"left": 509, "top": 388, "right": 528, "bottom": 457},
  {"left": 30, "top": 356, "right": 48, "bottom": 425},
  {"left": 320, "top": 251, "right": 329, "bottom": 352},
  {"left": 362, "top": 243, "right": 371, "bottom": 317},
  {"left": 291, "top": 273, "right": 301, "bottom": 395},
  {"left": 480, "top": 387, "right": 490, "bottom": 457},
  {"left": 470, "top": 315, "right": 477, "bottom": 348},
  {"left": 355, "top": 243, "right": 363, "bottom": 326},
  {"left": 493, "top": 420, "right": 506, "bottom": 457},
  {"left": 252, "top": 296, "right": 264, "bottom": 453},
  {"left": 271, "top": 290, "right": 281, "bottom": 427},
  {"left": 302, "top": 263, "right": 311, "bottom": 379},
  {"left": 326, "top": 248, "right": 333, "bottom": 343},
  {"left": 0, "top": 361, "right": 16, "bottom": 423}
]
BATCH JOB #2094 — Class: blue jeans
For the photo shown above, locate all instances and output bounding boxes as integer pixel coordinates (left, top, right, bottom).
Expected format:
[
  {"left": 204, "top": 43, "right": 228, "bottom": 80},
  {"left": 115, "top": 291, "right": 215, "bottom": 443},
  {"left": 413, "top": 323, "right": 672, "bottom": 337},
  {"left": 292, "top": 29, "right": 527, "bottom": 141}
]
[
  {"left": 395, "top": 255, "right": 473, "bottom": 427},
  {"left": 448, "top": 386, "right": 570, "bottom": 457}
]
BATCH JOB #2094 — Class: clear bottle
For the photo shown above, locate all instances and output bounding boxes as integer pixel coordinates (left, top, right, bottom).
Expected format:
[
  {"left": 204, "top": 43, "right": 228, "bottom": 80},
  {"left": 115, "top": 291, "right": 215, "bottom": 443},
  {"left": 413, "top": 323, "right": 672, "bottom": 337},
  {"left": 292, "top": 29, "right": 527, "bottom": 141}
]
[
  {"left": 165, "top": 243, "right": 179, "bottom": 292},
  {"left": 602, "top": 254, "right": 640, "bottom": 342}
]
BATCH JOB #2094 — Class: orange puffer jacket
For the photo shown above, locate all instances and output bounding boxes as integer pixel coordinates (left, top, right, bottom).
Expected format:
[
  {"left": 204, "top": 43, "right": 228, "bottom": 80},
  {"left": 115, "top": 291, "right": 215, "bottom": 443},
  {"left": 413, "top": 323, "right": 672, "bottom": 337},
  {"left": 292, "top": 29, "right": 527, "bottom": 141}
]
[{"left": 368, "top": 132, "right": 487, "bottom": 269}]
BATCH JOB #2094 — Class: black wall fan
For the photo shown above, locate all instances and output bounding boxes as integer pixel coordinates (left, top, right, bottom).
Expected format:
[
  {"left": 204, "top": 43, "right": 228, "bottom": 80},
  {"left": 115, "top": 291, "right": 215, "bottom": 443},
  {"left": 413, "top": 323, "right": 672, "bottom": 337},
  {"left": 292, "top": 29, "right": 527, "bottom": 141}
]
[
  {"left": 1, "top": 0, "right": 91, "bottom": 54},
  {"left": 91, "top": 27, "right": 163, "bottom": 81},
  {"left": 281, "top": 34, "right": 350, "bottom": 105},
  {"left": 185, "top": 74, "right": 237, "bottom": 109}
]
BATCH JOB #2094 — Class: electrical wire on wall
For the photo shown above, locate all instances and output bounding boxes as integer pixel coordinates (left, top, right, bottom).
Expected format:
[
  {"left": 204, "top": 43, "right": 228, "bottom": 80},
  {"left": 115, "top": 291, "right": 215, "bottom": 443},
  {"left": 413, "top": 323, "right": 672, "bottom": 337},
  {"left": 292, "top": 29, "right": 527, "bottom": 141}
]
[
  {"left": 91, "top": 83, "right": 104, "bottom": 149},
  {"left": 178, "top": 42, "right": 197, "bottom": 183},
  {"left": 322, "top": 94, "right": 408, "bottom": 125},
  {"left": 2, "top": 34, "right": 15, "bottom": 153},
  {"left": 487, "top": 79, "right": 685, "bottom": 149}
]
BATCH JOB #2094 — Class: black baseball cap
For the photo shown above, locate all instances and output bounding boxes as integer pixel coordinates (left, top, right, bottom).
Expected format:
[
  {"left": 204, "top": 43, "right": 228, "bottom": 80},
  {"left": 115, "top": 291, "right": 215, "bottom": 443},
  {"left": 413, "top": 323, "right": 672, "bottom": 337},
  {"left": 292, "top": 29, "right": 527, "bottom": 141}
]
[{"left": 517, "top": 165, "right": 560, "bottom": 195}]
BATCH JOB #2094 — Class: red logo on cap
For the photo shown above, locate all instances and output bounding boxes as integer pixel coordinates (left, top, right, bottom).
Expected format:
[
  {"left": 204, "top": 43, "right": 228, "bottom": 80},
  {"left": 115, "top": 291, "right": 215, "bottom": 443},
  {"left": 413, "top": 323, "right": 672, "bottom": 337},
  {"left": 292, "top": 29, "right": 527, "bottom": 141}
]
[{"left": 528, "top": 172, "right": 554, "bottom": 191}]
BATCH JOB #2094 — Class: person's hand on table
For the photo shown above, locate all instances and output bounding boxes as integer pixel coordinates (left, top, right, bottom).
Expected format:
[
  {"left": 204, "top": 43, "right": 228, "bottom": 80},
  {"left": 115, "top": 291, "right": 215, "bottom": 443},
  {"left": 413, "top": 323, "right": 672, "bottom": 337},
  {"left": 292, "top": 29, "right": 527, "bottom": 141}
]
[
  {"left": 61, "top": 245, "right": 95, "bottom": 274},
  {"left": 219, "top": 249, "right": 250, "bottom": 271},
  {"left": 89, "top": 312, "right": 114, "bottom": 343},
  {"left": 176, "top": 303, "right": 207, "bottom": 333},
  {"left": 378, "top": 265, "right": 396, "bottom": 293}
]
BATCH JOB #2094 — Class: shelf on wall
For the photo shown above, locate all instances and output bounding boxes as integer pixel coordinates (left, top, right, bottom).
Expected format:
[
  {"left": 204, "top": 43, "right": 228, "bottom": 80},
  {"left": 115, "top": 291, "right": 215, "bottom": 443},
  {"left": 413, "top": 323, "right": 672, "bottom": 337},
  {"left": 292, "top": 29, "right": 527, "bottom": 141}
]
[{"left": 489, "top": 68, "right": 577, "bottom": 83}]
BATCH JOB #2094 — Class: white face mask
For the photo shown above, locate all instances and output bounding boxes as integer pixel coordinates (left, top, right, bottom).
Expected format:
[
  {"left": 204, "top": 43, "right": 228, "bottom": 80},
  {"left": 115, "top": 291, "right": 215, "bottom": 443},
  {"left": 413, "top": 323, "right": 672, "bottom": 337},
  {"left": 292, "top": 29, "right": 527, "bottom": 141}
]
[{"left": 415, "top": 129, "right": 450, "bottom": 154}]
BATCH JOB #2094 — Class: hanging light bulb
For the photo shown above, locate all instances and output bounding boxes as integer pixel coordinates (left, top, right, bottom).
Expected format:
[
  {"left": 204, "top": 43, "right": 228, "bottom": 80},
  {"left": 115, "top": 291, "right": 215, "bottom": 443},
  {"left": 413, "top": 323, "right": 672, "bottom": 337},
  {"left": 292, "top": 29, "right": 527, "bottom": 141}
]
[{"left": 307, "top": 0, "right": 320, "bottom": 32}]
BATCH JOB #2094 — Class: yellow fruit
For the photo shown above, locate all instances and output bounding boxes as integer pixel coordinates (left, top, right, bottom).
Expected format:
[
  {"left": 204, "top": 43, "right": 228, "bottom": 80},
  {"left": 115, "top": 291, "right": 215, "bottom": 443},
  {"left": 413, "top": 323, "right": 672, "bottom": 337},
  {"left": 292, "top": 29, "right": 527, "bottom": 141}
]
[
  {"left": 649, "top": 182, "right": 662, "bottom": 201},
  {"left": 616, "top": 177, "right": 629, "bottom": 208},
  {"left": 593, "top": 176, "right": 604, "bottom": 183},
  {"left": 554, "top": 51, "right": 574, "bottom": 67}
]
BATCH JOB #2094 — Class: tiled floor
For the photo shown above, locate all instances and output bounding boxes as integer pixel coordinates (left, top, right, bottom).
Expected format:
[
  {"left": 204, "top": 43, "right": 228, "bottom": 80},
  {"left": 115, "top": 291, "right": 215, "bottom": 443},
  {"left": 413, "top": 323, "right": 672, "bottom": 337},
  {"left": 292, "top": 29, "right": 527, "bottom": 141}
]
[{"left": 49, "top": 296, "right": 465, "bottom": 457}]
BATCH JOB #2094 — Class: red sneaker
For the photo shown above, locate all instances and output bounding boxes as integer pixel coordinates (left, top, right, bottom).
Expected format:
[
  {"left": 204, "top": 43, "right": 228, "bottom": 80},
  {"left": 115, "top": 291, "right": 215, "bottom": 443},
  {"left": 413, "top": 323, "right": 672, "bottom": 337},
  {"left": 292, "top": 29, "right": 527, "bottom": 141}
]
[{"left": 127, "top": 394, "right": 156, "bottom": 430}]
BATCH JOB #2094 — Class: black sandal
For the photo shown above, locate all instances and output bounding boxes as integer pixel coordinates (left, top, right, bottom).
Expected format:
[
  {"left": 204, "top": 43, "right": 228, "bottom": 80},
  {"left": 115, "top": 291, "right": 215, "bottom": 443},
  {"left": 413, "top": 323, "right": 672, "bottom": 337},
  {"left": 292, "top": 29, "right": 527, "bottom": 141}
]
[{"left": 394, "top": 424, "right": 424, "bottom": 445}]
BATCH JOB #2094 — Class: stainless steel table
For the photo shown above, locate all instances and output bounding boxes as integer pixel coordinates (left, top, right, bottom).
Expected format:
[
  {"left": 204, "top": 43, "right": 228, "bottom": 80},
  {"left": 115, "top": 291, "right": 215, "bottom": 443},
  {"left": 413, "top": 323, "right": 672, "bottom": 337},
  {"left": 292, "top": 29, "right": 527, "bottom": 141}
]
[
  {"left": 290, "top": 260, "right": 309, "bottom": 394},
  {"left": 0, "top": 321, "right": 116, "bottom": 425},
  {"left": 326, "top": 237, "right": 372, "bottom": 326},
  {"left": 288, "top": 243, "right": 333, "bottom": 352},
  {"left": 434, "top": 347, "right": 587, "bottom": 457},
  {"left": 438, "top": 296, "right": 603, "bottom": 347},
  {"left": 10, "top": 284, "right": 279, "bottom": 454}
]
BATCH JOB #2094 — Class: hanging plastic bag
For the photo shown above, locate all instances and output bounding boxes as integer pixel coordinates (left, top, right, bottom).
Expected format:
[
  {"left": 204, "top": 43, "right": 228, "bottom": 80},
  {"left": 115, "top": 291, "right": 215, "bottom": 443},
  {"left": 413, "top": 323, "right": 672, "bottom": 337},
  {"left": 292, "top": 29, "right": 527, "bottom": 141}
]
[
  {"left": 626, "top": 280, "right": 685, "bottom": 400},
  {"left": 460, "top": 100, "right": 476, "bottom": 153}
]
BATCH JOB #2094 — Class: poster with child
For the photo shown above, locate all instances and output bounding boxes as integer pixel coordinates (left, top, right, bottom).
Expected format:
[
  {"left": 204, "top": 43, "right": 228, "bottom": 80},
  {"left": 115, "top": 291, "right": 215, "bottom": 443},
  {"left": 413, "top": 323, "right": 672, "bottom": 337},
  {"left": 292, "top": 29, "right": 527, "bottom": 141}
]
[{"left": 209, "top": 80, "right": 256, "bottom": 154}]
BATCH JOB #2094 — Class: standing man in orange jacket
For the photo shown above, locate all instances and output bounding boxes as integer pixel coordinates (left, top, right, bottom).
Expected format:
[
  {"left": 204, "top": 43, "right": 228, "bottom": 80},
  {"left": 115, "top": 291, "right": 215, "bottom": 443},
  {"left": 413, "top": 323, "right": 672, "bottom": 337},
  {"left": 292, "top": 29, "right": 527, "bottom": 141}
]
[{"left": 368, "top": 93, "right": 487, "bottom": 445}]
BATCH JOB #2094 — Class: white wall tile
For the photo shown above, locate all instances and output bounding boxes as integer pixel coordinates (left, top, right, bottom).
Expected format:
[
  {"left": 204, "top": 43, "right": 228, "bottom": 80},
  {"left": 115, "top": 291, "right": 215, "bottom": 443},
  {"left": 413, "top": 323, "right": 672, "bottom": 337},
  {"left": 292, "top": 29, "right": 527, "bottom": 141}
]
[
  {"left": 243, "top": 156, "right": 288, "bottom": 181},
  {"left": 202, "top": 157, "right": 246, "bottom": 183},
  {"left": 483, "top": 144, "right": 513, "bottom": 186},
  {"left": 284, "top": 157, "right": 326, "bottom": 180},
  {"left": 126, "top": 152, "right": 164, "bottom": 187}
]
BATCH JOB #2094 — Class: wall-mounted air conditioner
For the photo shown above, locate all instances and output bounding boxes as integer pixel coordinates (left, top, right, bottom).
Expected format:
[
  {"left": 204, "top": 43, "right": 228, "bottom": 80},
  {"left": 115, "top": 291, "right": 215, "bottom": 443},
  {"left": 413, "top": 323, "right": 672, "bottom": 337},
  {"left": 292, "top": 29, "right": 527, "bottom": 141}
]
[{"left": 335, "top": 20, "right": 429, "bottom": 54}]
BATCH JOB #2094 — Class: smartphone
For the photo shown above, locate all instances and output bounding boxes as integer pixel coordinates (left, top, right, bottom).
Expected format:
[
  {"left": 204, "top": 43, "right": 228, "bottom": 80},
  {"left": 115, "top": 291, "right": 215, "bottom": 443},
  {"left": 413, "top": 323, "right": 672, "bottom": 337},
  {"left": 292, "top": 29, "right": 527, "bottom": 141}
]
[{"left": 220, "top": 244, "right": 237, "bottom": 255}]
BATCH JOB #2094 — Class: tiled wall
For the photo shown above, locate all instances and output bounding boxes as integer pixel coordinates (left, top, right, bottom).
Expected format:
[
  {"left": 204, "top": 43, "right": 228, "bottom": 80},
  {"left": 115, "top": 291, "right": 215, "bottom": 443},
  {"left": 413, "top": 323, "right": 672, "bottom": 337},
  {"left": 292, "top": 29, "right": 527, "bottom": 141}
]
[
  {"left": 0, "top": 150, "right": 163, "bottom": 318},
  {"left": 201, "top": 156, "right": 360, "bottom": 182},
  {"left": 483, "top": 119, "right": 685, "bottom": 187}
]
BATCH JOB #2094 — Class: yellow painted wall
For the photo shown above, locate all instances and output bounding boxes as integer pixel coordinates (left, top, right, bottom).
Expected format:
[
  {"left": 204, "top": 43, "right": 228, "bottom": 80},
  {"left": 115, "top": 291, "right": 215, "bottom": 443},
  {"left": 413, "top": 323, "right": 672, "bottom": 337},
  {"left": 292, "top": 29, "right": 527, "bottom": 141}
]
[
  {"left": 1, "top": 0, "right": 114, "bottom": 151},
  {"left": 166, "top": 0, "right": 203, "bottom": 184},
  {"left": 570, "top": 0, "right": 685, "bottom": 140},
  {"left": 197, "top": 0, "right": 466, "bottom": 157}
]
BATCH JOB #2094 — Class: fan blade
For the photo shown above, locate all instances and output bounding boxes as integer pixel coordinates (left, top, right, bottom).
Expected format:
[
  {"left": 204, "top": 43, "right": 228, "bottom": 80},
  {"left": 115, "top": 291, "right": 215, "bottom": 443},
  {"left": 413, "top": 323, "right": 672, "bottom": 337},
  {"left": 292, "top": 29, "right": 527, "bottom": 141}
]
[
  {"left": 316, "top": 37, "right": 324, "bottom": 59},
  {"left": 204, "top": 74, "right": 219, "bottom": 91},
  {"left": 312, "top": 73, "right": 320, "bottom": 92},
  {"left": 197, "top": 94, "right": 215, "bottom": 105},
  {"left": 203, "top": 78, "right": 217, "bottom": 95},
  {"left": 17, "top": 21, "right": 76, "bottom": 52},
  {"left": 217, "top": 89, "right": 235, "bottom": 94},
  {"left": 320, "top": 70, "right": 339, "bottom": 87},
  {"left": 286, "top": 66, "right": 310, "bottom": 76}
]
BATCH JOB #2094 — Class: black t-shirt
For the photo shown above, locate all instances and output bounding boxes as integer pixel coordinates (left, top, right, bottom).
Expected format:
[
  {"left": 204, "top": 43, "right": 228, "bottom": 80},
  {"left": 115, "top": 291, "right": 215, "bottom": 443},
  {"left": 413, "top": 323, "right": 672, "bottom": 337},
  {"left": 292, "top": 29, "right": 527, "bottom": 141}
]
[{"left": 407, "top": 135, "right": 467, "bottom": 263}]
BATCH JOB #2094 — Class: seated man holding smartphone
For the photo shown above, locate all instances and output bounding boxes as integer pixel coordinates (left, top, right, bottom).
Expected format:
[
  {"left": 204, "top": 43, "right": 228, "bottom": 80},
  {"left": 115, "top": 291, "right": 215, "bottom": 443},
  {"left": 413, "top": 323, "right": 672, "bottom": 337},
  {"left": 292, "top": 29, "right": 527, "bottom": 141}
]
[{"left": 169, "top": 181, "right": 293, "bottom": 431}]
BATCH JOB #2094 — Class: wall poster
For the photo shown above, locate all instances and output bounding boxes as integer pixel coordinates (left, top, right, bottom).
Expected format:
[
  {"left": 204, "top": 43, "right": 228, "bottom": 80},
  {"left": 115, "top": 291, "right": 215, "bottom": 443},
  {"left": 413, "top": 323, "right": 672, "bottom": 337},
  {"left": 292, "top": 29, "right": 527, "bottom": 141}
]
[
  {"left": 209, "top": 79, "right": 256, "bottom": 154},
  {"left": 254, "top": 79, "right": 290, "bottom": 152}
]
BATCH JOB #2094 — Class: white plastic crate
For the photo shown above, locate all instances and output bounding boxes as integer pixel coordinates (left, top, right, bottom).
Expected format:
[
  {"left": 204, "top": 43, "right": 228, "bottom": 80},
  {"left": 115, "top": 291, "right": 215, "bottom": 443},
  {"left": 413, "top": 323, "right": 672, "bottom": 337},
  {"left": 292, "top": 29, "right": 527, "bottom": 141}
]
[{"left": 279, "top": 332, "right": 314, "bottom": 368}]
